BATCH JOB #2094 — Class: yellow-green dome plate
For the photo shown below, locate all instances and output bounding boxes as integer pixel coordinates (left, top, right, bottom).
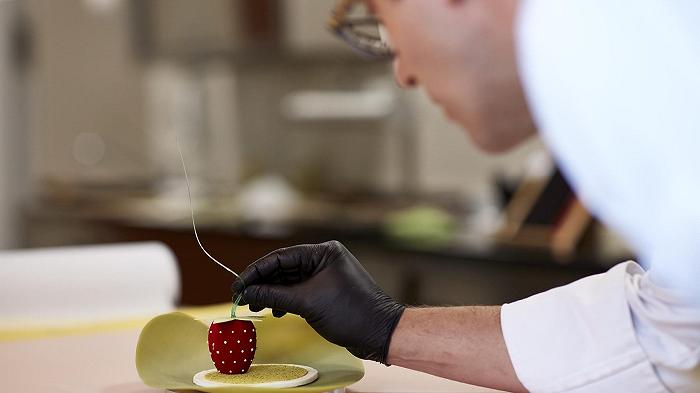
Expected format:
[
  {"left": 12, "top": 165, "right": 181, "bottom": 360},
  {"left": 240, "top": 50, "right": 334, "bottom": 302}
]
[{"left": 136, "top": 310, "right": 364, "bottom": 392}]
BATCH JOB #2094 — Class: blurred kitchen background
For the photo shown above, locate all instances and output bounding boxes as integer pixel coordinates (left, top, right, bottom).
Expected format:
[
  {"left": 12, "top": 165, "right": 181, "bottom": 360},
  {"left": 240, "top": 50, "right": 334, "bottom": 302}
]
[{"left": 0, "top": 0, "right": 632, "bottom": 309}]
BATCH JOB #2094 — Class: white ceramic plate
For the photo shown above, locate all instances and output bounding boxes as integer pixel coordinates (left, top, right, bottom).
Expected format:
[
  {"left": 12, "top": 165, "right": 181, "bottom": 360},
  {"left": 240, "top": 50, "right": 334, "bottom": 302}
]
[{"left": 193, "top": 364, "right": 319, "bottom": 388}]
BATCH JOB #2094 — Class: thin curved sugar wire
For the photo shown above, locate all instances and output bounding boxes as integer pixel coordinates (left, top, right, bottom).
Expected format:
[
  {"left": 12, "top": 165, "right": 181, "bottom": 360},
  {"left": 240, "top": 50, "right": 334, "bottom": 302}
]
[{"left": 176, "top": 136, "right": 244, "bottom": 318}]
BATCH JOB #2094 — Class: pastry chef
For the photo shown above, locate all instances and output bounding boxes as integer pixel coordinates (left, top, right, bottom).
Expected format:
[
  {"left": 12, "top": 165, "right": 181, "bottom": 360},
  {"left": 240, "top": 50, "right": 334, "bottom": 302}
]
[{"left": 233, "top": 1, "right": 700, "bottom": 392}]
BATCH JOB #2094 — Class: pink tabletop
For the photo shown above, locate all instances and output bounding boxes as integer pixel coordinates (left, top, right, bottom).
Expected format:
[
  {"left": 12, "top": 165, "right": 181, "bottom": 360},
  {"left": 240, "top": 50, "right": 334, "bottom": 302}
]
[{"left": 0, "top": 328, "right": 503, "bottom": 393}]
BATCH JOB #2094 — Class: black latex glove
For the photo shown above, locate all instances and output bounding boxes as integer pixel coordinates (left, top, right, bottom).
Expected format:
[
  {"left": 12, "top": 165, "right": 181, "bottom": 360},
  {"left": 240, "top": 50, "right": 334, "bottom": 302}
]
[{"left": 231, "top": 240, "right": 405, "bottom": 364}]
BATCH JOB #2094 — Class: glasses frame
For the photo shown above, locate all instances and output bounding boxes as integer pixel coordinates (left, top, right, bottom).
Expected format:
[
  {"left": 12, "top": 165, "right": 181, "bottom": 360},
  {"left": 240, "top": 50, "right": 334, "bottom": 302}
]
[{"left": 327, "top": 0, "right": 394, "bottom": 60}]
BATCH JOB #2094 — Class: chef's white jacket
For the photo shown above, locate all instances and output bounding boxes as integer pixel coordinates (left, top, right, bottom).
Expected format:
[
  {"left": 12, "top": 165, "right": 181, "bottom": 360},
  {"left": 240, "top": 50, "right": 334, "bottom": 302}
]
[{"left": 501, "top": 1, "right": 700, "bottom": 392}]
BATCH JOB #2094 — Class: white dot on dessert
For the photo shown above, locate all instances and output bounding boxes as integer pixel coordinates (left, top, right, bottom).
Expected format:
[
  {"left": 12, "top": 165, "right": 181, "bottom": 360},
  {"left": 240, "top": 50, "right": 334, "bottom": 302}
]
[
  {"left": 243, "top": 329, "right": 247, "bottom": 332},
  {"left": 234, "top": 361, "right": 237, "bottom": 363},
  {"left": 241, "top": 350, "right": 244, "bottom": 353},
  {"left": 222, "top": 361, "right": 225, "bottom": 364},
  {"left": 249, "top": 339, "right": 252, "bottom": 342},
  {"left": 241, "top": 369, "right": 244, "bottom": 372},
  {"left": 224, "top": 340, "right": 227, "bottom": 344},
  {"left": 229, "top": 350, "right": 232, "bottom": 354},
  {"left": 237, "top": 340, "right": 240, "bottom": 343},
  {"left": 250, "top": 348, "right": 254, "bottom": 351},
  {"left": 219, "top": 330, "right": 222, "bottom": 333},
  {"left": 216, "top": 351, "right": 219, "bottom": 354},
  {"left": 209, "top": 330, "right": 212, "bottom": 333}
]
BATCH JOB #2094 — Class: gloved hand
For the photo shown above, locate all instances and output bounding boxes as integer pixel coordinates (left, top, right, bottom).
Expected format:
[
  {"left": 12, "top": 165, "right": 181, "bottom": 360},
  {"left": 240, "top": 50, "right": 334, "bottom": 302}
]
[{"left": 231, "top": 240, "right": 405, "bottom": 364}]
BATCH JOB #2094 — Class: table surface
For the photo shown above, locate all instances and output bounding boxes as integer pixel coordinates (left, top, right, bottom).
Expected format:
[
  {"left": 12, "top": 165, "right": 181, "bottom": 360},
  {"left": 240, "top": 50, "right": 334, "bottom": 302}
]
[{"left": 0, "top": 311, "right": 504, "bottom": 393}]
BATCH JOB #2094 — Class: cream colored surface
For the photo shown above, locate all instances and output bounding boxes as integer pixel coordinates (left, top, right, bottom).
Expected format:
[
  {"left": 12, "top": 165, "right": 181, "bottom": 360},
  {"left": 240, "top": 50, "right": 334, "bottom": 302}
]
[{"left": 0, "top": 307, "right": 504, "bottom": 393}]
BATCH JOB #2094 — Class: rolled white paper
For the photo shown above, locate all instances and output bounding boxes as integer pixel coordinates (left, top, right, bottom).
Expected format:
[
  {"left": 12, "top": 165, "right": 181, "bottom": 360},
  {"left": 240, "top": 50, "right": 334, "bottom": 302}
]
[{"left": 0, "top": 242, "right": 180, "bottom": 328}]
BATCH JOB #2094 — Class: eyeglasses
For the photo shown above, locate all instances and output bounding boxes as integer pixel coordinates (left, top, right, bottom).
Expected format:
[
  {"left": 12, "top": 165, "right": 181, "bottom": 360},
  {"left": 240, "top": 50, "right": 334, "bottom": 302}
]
[{"left": 327, "top": 0, "right": 394, "bottom": 60}]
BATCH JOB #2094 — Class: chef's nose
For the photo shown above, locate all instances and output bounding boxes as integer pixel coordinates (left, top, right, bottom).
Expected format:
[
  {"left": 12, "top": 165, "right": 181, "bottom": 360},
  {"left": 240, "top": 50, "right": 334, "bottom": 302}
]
[{"left": 393, "top": 58, "right": 417, "bottom": 88}]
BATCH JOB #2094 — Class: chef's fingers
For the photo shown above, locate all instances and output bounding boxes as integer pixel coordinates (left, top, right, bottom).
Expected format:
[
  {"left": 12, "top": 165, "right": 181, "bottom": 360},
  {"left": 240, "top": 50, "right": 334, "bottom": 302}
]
[
  {"left": 272, "top": 309, "right": 287, "bottom": 318},
  {"left": 242, "top": 284, "right": 304, "bottom": 317},
  {"left": 233, "top": 243, "right": 322, "bottom": 294}
]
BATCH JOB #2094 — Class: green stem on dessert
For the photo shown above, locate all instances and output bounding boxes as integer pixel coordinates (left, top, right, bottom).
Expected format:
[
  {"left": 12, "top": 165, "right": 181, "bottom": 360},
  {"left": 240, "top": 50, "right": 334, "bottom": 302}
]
[{"left": 230, "top": 292, "right": 243, "bottom": 319}]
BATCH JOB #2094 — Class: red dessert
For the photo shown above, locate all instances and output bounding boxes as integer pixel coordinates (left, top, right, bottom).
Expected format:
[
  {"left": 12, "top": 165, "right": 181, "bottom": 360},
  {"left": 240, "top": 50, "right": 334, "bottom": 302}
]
[{"left": 208, "top": 319, "right": 257, "bottom": 374}]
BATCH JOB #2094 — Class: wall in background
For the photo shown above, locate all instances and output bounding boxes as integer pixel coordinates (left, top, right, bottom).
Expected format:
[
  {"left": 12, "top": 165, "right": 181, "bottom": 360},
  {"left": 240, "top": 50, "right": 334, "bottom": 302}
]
[
  {"left": 20, "top": 0, "right": 540, "bottom": 208},
  {"left": 25, "top": 0, "right": 151, "bottom": 186},
  {"left": 0, "top": 0, "right": 24, "bottom": 249}
]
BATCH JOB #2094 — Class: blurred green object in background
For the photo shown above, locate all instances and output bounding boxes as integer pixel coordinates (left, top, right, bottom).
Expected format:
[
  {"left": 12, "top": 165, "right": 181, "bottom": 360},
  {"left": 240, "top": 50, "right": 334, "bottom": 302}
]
[{"left": 384, "top": 205, "right": 456, "bottom": 248}]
